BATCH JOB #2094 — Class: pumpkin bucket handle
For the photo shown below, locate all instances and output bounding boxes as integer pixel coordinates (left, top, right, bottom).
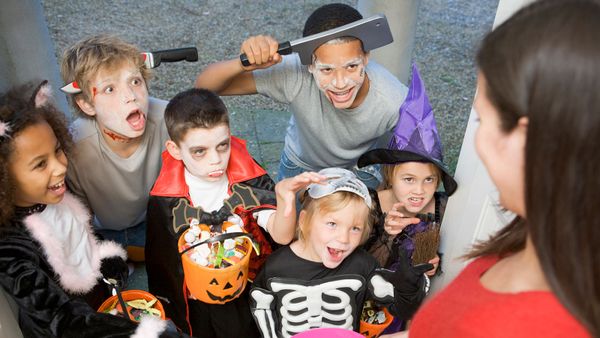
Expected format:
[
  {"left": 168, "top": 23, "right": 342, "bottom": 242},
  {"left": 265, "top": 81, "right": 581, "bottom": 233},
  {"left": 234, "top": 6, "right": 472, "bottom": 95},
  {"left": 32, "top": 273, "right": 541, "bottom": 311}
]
[{"left": 179, "top": 231, "right": 259, "bottom": 256}]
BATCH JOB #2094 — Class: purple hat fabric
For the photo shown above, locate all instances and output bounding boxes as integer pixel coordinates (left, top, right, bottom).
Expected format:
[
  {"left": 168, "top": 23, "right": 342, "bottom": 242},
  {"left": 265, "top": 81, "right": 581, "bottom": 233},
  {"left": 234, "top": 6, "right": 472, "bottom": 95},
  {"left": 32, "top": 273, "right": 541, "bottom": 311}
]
[
  {"left": 357, "top": 64, "right": 457, "bottom": 195},
  {"left": 389, "top": 64, "right": 443, "bottom": 163}
]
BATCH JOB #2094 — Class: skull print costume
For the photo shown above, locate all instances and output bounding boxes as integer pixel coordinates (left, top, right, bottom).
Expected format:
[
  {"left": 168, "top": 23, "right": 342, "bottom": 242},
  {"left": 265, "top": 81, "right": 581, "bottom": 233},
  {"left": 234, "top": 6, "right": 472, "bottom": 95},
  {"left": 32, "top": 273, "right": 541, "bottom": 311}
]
[
  {"left": 250, "top": 246, "right": 378, "bottom": 337},
  {"left": 250, "top": 245, "right": 431, "bottom": 338},
  {"left": 249, "top": 168, "right": 431, "bottom": 337}
]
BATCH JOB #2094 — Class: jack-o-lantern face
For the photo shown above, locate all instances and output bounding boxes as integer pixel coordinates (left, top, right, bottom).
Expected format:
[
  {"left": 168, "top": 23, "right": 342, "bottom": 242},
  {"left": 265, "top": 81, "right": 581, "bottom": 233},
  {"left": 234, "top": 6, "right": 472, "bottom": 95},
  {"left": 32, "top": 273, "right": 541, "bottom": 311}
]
[
  {"left": 179, "top": 230, "right": 253, "bottom": 305},
  {"left": 358, "top": 306, "right": 393, "bottom": 338},
  {"left": 206, "top": 270, "right": 246, "bottom": 302}
]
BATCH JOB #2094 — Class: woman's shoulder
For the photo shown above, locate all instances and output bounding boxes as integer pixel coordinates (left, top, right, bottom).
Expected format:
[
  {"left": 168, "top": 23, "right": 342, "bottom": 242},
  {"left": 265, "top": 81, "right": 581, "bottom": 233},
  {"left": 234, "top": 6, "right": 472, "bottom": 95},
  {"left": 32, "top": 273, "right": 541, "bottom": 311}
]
[{"left": 412, "top": 256, "right": 590, "bottom": 337}]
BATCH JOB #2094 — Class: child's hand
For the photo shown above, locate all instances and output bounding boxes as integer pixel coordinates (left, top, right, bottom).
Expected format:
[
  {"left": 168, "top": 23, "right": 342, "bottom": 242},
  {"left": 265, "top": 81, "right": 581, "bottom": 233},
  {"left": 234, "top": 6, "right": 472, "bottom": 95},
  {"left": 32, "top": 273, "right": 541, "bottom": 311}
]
[
  {"left": 426, "top": 254, "right": 440, "bottom": 276},
  {"left": 240, "top": 35, "right": 282, "bottom": 70},
  {"left": 385, "top": 202, "right": 420, "bottom": 235},
  {"left": 100, "top": 257, "right": 129, "bottom": 289},
  {"left": 275, "top": 172, "right": 327, "bottom": 217}
]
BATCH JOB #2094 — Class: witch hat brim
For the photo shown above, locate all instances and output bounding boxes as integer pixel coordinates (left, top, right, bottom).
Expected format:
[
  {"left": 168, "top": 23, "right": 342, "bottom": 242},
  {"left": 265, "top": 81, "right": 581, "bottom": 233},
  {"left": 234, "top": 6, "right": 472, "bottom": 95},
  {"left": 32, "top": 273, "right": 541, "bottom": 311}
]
[{"left": 357, "top": 148, "right": 458, "bottom": 196}]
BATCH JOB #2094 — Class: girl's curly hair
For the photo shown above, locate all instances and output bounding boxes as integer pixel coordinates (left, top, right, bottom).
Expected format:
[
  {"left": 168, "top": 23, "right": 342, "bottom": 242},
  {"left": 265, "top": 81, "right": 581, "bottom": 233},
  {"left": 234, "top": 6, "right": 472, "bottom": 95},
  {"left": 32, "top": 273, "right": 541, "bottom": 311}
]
[{"left": 0, "top": 80, "right": 73, "bottom": 226}]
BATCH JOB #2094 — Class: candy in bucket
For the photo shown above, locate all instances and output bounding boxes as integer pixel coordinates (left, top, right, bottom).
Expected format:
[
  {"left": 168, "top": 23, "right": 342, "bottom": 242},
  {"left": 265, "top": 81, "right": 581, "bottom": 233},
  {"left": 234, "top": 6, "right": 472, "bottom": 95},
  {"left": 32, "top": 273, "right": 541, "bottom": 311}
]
[{"left": 178, "top": 219, "right": 259, "bottom": 304}]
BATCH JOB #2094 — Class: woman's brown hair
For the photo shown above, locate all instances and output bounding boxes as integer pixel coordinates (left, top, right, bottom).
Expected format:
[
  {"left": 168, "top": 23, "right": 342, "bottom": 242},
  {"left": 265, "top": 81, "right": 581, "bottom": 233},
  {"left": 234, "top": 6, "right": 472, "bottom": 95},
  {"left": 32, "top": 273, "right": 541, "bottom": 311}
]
[{"left": 468, "top": 0, "right": 600, "bottom": 335}]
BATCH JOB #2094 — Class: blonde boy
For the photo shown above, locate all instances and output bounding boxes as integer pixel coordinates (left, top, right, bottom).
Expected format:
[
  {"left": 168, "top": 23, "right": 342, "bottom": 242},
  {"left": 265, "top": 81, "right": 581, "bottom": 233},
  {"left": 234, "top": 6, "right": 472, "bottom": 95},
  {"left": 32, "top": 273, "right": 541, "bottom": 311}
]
[{"left": 61, "top": 35, "right": 168, "bottom": 260}]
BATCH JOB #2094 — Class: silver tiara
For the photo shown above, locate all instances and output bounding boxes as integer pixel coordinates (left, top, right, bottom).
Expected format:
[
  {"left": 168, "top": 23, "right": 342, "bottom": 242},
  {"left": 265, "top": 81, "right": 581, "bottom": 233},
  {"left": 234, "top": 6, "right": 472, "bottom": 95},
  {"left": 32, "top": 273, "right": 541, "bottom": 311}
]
[{"left": 307, "top": 167, "right": 372, "bottom": 208}]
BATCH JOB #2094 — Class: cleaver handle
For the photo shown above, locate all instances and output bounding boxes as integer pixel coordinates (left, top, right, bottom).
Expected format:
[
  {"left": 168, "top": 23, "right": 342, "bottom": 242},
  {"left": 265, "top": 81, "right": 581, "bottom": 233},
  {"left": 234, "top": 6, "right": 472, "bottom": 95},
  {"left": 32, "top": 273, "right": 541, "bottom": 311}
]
[
  {"left": 240, "top": 41, "right": 292, "bottom": 67},
  {"left": 153, "top": 47, "right": 198, "bottom": 67}
]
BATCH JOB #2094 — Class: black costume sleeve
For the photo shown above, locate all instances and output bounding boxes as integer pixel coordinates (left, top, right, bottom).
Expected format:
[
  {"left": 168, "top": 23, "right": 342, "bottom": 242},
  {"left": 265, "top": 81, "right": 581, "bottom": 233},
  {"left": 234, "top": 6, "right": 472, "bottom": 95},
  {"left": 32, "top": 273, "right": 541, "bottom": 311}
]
[
  {"left": 367, "top": 249, "right": 432, "bottom": 321},
  {"left": 243, "top": 173, "right": 277, "bottom": 207},
  {"left": 0, "top": 231, "right": 187, "bottom": 337},
  {"left": 145, "top": 196, "right": 190, "bottom": 333},
  {"left": 100, "top": 256, "right": 129, "bottom": 289}
]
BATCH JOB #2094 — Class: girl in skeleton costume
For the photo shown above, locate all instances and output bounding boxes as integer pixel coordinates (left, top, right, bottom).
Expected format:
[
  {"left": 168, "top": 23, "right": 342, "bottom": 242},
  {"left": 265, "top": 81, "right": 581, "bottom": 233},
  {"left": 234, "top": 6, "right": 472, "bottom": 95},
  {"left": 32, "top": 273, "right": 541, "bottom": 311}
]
[
  {"left": 250, "top": 168, "right": 432, "bottom": 338},
  {"left": 0, "top": 81, "right": 187, "bottom": 338}
]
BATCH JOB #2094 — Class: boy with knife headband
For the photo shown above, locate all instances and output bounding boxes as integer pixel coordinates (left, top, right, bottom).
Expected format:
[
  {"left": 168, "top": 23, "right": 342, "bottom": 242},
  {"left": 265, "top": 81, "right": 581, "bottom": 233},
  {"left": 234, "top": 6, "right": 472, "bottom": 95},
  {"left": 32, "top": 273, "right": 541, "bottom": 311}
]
[
  {"left": 196, "top": 3, "right": 409, "bottom": 190},
  {"left": 60, "top": 35, "right": 196, "bottom": 261}
]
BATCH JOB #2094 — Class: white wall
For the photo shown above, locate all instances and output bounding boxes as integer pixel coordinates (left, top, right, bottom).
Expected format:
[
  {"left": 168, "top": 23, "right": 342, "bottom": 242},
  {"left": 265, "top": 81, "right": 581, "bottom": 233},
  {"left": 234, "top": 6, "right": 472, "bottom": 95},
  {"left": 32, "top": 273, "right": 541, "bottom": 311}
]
[
  {"left": 356, "top": 0, "right": 420, "bottom": 84},
  {"left": 431, "top": 0, "right": 536, "bottom": 293}
]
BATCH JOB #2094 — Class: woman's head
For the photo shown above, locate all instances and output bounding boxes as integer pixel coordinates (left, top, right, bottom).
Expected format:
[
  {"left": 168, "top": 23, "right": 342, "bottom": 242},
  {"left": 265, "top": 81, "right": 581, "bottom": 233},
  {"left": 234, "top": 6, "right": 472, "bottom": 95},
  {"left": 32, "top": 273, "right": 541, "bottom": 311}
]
[
  {"left": 0, "top": 81, "right": 73, "bottom": 225},
  {"left": 296, "top": 168, "right": 372, "bottom": 268},
  {"left": 476, "top": 0, "right": 600, "bottom": 213},
  {"left": 473, "top": 0, "right": 600, "bottom": 334},
  {"left": 474, "top": 75, "right": 527, "bottom": 216}
]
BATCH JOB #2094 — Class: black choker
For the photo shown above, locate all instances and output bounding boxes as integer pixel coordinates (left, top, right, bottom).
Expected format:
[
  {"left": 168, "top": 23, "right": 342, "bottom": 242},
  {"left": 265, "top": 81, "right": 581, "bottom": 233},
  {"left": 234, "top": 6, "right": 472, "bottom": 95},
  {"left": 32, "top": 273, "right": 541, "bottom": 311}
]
[{"left": 14, "top": 204, "right": 47, "bottom": 217}]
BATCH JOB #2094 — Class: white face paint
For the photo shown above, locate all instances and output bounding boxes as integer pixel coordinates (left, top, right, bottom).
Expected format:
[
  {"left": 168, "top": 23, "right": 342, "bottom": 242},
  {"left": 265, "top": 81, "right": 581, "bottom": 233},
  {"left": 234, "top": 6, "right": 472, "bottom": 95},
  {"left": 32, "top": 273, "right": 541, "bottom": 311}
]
[
  {"left": 308, "top": 40, "right": 369, "bottom": 109},
  {"left": 86, "top": 61, "right": 149, "bottom": 139},
  {"left": 173, "top": 124, "right": 231, "bottom": 183}
]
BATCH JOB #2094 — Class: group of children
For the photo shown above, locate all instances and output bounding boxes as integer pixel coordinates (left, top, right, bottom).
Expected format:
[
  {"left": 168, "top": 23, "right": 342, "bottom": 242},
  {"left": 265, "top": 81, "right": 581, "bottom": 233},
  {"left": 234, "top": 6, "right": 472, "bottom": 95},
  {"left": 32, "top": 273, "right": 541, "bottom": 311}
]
[{"left": 0, "top": 3, "right": 456, "bottom": 338}]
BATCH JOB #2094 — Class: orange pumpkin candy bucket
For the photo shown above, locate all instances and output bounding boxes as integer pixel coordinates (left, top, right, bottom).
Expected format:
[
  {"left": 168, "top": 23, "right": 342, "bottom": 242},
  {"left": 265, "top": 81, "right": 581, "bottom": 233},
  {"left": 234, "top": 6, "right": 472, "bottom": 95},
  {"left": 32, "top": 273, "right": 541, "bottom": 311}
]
[
  {"left": 178, "top": 223, "right": 257, "bottom": 304},
  {"left": 97, "top": 289, "right": 165, "bottom": 322},
  {"left": 359, "top": 305, "right": 393, "bottom": 338}
]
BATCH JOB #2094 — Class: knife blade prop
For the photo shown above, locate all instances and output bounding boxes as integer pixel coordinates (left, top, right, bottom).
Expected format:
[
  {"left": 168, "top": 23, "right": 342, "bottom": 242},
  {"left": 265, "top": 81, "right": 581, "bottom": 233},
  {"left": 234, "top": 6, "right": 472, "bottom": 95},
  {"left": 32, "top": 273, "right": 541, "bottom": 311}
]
[
  {"left": 61, "top": 47, "right": 198, "bottom": 94},
  {"left": 240, "top": 14, "right": 392, "bottom": 66}
]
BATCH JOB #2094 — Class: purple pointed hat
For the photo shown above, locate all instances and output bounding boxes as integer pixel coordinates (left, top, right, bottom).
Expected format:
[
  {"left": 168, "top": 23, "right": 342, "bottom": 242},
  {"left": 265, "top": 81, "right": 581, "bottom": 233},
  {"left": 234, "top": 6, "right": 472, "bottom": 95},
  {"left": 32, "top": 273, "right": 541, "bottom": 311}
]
[{"left": 358, "top": 64, "right": 457, "bottom": 195}]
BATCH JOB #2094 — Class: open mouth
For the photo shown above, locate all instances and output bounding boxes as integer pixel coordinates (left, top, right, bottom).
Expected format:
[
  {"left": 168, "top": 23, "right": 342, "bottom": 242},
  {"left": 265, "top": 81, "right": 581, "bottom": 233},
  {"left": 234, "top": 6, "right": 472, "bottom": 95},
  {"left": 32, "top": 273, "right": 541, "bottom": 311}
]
[
  {"left": 408, "top": 197, "right": 424, "bottom": 207},
  {"left": 126, "top": 109, "right": 146, "bottom": 131},
  {"left": 207, "top": 169, "right": 225, "bottom": 178},
  {"left": 48, "top": 181, "right": 66, "bottom": 195},
  {"left": 327, "top": 87, "right": 355, "bottom": 104},
  {"left": 327, "top": 247, "right": 345, "bottom": 261}
]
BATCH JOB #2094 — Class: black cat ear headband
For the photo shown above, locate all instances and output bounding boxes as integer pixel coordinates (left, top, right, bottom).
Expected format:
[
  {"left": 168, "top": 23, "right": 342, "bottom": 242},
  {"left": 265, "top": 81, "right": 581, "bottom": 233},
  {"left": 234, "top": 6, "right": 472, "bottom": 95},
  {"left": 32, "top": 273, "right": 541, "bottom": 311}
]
[{"left": 0, "top": 80, "right": 53, "bottom": 141}]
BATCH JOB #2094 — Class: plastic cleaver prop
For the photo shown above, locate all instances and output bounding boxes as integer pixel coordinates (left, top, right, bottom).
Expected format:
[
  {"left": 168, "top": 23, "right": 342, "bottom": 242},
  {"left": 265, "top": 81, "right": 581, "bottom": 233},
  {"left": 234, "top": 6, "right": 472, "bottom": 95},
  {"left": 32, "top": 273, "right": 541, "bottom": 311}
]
[{"left": 240, "top": 14, "right": 392, "bottom": 66}]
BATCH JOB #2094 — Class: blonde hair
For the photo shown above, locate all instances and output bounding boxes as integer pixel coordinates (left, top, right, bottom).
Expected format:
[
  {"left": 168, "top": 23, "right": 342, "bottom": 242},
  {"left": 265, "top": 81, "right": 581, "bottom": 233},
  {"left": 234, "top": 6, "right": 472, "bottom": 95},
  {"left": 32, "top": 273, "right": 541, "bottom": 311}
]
[
  {"left": 298, "top": 191, "right": 372, "bottom": 244},
  {"left": 60, "top": 34, "right": 152, "bottom": 117},
  {"left": 380, "top": 161, "right": 442, "bottom": 190}
]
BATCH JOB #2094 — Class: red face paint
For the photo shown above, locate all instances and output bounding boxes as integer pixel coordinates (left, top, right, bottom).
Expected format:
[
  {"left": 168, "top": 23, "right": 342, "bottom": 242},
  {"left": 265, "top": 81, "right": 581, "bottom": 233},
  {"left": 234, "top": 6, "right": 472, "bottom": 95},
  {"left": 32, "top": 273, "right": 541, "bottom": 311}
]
[
  {"left": 92, "top": 87, "right": 97, "bottom": 99},
  {"left": 102, "top": 128, "right": 130, "bottom": 143}
]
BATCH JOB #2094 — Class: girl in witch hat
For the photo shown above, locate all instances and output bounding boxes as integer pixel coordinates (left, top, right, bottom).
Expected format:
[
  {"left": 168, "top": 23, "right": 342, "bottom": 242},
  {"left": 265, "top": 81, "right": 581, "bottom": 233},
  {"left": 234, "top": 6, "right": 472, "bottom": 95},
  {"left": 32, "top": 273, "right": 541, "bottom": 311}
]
[
  {"left": 357, "top": 64, "right": 457, "bottom": 333},
  {"left": 357, "top": 64, "right": 457, "bottom": 313}
]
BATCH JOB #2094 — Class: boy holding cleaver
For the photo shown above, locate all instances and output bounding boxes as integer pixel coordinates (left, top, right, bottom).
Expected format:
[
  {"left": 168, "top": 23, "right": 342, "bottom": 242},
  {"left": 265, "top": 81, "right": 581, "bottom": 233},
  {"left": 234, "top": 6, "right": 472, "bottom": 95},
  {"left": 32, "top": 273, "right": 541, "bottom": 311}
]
[{"left": 196, "top": 3, "right": 408, "bottom": 189}]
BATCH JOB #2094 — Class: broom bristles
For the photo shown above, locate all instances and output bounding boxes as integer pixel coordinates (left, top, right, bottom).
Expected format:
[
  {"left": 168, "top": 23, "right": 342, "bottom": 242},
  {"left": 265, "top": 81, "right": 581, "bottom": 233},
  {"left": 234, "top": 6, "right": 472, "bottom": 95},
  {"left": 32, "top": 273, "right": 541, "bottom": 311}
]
[{"left": 412, "top": 223, "right": 441, "bottom": 265}]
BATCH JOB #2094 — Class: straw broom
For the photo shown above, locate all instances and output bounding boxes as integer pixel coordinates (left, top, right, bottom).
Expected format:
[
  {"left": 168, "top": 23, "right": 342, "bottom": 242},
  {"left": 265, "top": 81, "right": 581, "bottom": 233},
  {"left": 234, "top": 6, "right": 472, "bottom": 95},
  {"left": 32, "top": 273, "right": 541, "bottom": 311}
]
[{"left": 411, "top": 222, "right": 441, "bottom": 265}]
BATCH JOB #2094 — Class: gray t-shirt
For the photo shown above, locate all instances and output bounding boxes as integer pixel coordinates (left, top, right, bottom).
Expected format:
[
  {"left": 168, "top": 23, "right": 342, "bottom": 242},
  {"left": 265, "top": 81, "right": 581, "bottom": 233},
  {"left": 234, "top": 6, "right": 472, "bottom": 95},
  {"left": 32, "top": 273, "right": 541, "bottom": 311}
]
[
  {"left": 254, "top": 55, "right": 408, "bottom": 170},
  {"left": 66, "top": 97, "right": 169, "bottom": 231}
]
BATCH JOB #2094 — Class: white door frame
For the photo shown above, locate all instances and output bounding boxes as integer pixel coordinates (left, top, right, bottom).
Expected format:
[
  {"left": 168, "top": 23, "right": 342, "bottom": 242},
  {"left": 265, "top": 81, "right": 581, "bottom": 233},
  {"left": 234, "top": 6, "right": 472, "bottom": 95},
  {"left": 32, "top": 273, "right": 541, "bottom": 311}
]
[{"left": 432, "top": 0, "right": 535, "bottom": 293}]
